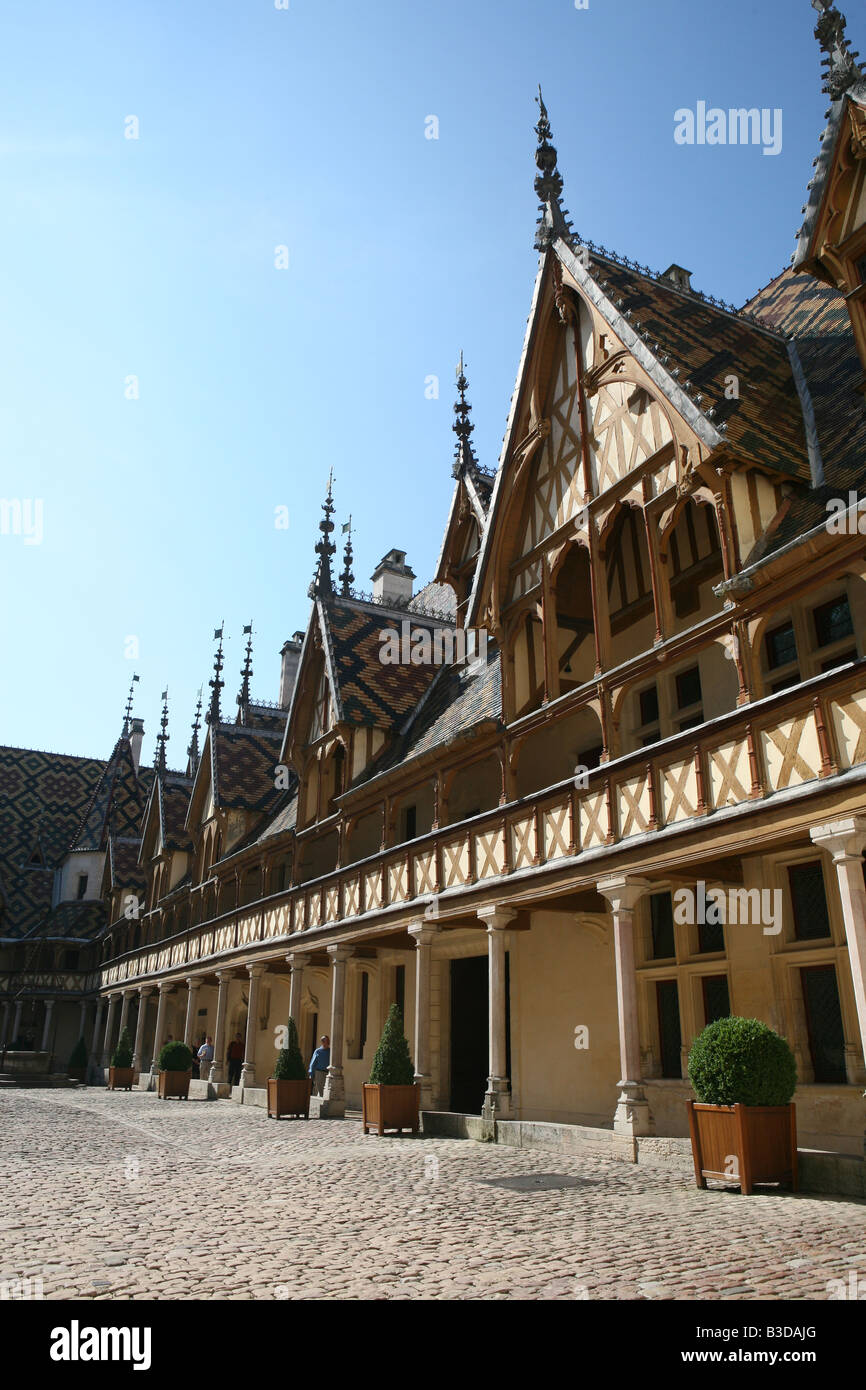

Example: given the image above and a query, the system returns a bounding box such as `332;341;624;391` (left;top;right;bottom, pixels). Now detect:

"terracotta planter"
67;1067;86;1083
686;1100;797;1195
158;1069;191;1100
362;1083;420;1136
267;1077;312;1119
108;1067;135;1091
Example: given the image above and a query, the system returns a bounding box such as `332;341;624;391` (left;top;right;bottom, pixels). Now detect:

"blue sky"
0;0;837;762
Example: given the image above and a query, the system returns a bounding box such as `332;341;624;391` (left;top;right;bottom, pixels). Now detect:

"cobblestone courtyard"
1;1089;865;1301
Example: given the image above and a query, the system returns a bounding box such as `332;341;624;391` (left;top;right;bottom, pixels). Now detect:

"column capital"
184;975;201;989
326;943;354;963
477;906;516;931
157;980;174;994
215;968;235;983
810;817;866;863
137;984;154;998
408;920;441;945
286;951;312;969
246;962;268;979
596;875;653;914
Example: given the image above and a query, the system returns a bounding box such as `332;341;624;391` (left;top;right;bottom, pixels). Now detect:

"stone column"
40;999;55;1052
90;999;105;1058
118;990;132;1040
100;995;119;1067
149;983;171;1076
132;986;153;1073
12;1001;24;1045
0;1001;10;1048
77;998;89;1042
408;922;439;1111
811;817;866;1080
321;945;353;1117
478;907;515;1121
287;951;311;1028
208;971;232;1084
183;977;200;1048
597;875;652;1136
240;964;267;1088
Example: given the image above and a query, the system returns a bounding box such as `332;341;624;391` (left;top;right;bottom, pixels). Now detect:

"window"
656;980;682;1079
649;893;675;959
702;974;730;1024
801;965;846;1083
812;595;854;650
698;917;725;953
76;874;88;900
62;950;80;971
637;684;660;746
404;805;417;841
675;666;702;732
765;622;798;671
788;861;831;941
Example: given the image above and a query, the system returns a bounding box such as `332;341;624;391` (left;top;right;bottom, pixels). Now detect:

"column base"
320;1067;345;1118
415;1074;434;1113
613;1082;652;1137
482;1079;512;1121
208;1064;226;1084
239;1064;256;1088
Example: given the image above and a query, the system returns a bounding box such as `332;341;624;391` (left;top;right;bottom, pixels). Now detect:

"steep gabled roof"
211;723;285;813
70;736;150;851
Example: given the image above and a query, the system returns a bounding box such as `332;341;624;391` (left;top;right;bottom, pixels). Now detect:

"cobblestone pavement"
1;1089;864;1301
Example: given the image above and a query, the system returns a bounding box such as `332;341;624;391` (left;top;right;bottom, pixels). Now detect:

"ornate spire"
534;86;574;251
187;687;202;777
237;623;254;715
154;689;169;774
207;626;225;726
452;351;479;478
122;673;139;736
339;519;354;596
308;471;336;598
812;1;864;99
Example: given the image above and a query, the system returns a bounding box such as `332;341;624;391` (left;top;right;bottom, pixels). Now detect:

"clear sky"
0;0;838;763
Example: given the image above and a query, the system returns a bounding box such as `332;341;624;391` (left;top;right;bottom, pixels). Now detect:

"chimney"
279;632;304;708
660;263;692;292
370;549;415;606
129;717;145;774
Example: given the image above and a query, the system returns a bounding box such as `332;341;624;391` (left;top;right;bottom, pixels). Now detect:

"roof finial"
122;673;140;736
812;1;864;99
207;625;225;726
187;687;202;776
534;86;575;251
237;623;254;715
308;470;336;598
339;518;354;596
155;689;169;774
452;351;479;478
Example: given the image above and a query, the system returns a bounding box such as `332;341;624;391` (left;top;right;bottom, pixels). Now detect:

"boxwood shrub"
688;1016;797;1107
273;1017;306;1081
111;1027;134;1070
369;1004;415;1086
158;1040;193;1073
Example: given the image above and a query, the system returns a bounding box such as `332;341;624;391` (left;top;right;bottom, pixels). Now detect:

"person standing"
227;1032;244;1086
308;1035;330;1096
197;1035;214;1075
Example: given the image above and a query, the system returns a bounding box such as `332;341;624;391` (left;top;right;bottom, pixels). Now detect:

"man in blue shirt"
309;1035;330;1095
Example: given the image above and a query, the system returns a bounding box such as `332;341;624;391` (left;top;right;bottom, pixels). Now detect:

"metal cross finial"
122;673;139;736
238;623;254;712
309;475;337;598
207;626;225;725
452;351;478;477
155;689;169;773
812;0;863;98
339;518;354;596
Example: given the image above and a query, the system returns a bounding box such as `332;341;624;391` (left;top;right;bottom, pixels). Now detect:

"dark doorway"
449;953;510;1113
308;1011;318;1066
801;965;846;1083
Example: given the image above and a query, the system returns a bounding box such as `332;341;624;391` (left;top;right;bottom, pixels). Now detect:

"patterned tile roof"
70;736;150;851
107;835;146;896
591;255;809;479
323;596;446;731
211;724;285;813
31;899;107;942
159;776;193;852
0;745;105;938
241;701;288;736
740;267;866;560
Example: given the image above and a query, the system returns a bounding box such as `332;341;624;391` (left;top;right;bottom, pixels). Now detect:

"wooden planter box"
108;1067;134;1091
158;1069;191;1101
362;1083;420;1136
687;1101;797;1195
267;1077;312;1120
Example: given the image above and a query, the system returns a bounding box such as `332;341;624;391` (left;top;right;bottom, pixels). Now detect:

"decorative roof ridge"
330;586;456;625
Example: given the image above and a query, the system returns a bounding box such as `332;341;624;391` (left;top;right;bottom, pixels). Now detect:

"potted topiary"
362;1004;419;1136
108;1027;135;1091
686;1016;798;1195
67;1037;88;1083
157;1040;193;1100
267;1017;311;1119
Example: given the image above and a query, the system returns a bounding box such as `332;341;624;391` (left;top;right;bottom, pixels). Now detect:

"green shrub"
688;1016;797;1107
68;1037;88;1070
111;1027;134;1070
273;1017;306;1081
369;1004;415;1086
158;1040;193;1073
